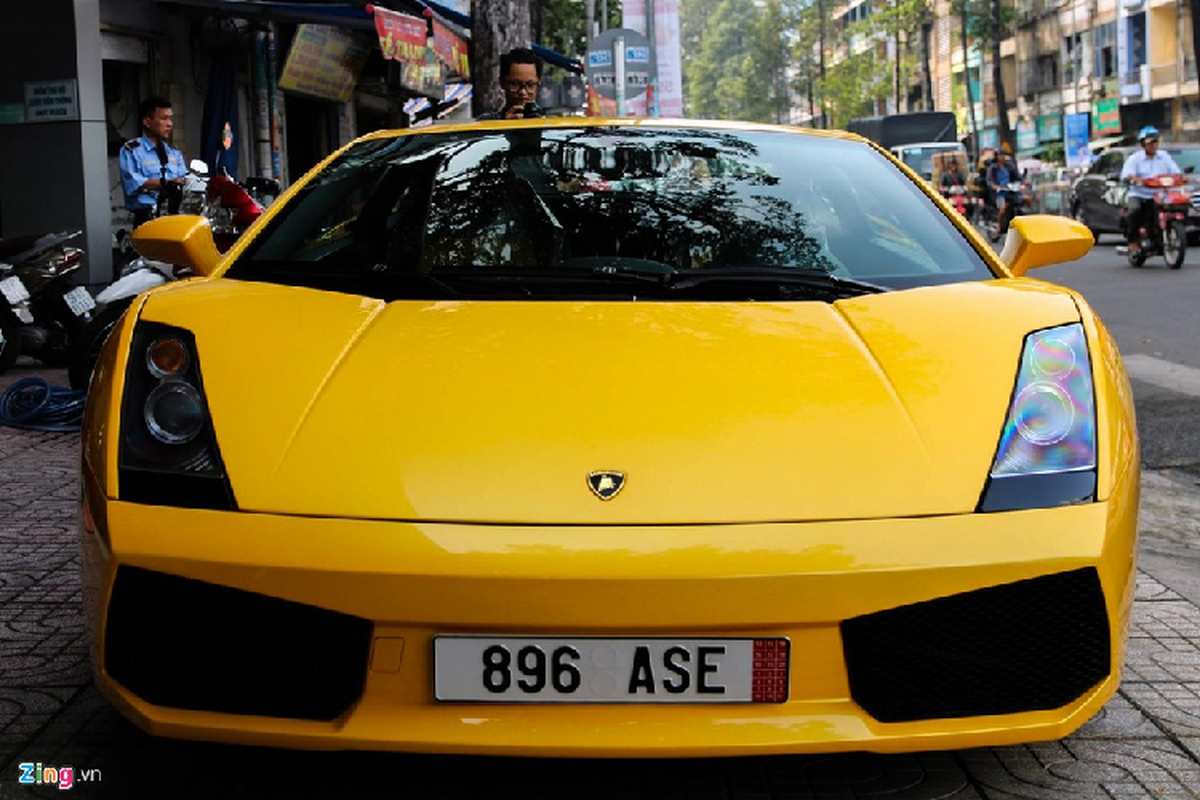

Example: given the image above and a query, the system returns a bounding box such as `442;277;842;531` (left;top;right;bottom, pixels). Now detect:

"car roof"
356;116;866;145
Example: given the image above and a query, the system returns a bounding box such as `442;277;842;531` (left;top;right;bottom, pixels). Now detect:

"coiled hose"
0;377;86;433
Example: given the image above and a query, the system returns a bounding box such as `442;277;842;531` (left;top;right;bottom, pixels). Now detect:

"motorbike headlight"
979;323;1097;512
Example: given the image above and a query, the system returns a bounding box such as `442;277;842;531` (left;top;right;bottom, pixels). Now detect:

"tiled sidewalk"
1;362;1198;799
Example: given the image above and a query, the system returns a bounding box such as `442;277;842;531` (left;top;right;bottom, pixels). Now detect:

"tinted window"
230;126;992;300
1165;147;1200;174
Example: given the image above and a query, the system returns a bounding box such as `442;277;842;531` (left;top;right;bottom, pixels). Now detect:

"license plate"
0;275;29;305
63;286;95;316
433;636;789;703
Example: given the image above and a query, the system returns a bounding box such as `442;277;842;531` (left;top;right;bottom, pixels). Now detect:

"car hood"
136;279;1082;524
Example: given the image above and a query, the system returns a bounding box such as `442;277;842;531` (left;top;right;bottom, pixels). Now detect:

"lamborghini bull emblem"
587;471;626;501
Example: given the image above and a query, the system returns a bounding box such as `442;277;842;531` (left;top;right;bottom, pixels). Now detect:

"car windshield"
898;144;964;178
229;125;992;300
1165;147;1200;175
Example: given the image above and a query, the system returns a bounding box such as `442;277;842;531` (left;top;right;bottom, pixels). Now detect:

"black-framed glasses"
504;80;541;92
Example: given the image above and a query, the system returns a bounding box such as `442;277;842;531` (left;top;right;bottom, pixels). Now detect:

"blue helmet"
1138;125;1160;142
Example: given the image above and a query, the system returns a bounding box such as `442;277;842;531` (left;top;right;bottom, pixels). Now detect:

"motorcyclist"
939;158;965;192
985;143;1018;234
1120;126;1181;256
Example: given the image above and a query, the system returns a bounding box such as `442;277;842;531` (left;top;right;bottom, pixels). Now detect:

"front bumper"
82;491;1137;757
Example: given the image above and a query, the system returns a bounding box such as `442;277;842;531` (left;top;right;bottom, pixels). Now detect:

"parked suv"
1071;143;1200;242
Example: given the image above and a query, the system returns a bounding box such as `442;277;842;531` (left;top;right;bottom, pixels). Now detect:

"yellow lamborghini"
80;118;1138;756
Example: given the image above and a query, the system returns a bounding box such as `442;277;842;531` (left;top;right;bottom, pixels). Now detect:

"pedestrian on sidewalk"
477;48;546;121
119;96;188;227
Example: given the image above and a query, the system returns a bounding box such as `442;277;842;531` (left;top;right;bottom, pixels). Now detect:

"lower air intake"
841;568;1110;723
105;566;371;721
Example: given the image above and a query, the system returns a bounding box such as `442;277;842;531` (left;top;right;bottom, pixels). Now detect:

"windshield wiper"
666;266;887;297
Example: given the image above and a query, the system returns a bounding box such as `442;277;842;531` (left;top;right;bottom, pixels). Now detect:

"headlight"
119;321;235;510
979;323;1097;512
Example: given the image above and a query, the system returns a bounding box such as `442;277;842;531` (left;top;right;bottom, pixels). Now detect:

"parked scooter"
0;231;94;374
68;167;275;390
1123;174;1189;269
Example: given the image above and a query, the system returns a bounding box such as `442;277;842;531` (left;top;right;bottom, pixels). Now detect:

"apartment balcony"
1121;65;1149;101
1150;63;1179;101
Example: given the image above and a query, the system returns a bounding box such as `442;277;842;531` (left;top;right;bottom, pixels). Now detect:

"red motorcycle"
941;184;972;220
1124;173;1189;269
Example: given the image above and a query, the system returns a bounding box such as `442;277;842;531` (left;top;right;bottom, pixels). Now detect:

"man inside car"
1121;126;1181;256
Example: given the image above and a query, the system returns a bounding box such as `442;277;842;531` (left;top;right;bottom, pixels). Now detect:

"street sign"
586;28;651;100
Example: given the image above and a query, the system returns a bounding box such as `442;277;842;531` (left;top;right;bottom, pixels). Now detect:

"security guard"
120;96;188;226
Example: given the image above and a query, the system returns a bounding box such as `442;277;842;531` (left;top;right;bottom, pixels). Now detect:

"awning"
157;0;583;73
155;0;375;30
1017;144;1051;158
1089;134;1130;153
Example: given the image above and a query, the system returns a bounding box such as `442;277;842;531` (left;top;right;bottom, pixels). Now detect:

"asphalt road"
1036;237;1200;610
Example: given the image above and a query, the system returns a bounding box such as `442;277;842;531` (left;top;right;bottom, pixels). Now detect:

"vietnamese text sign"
432;19;469;78
24;80;78;122
1092;97;1121;135
278;25;368;102
373;7;427;65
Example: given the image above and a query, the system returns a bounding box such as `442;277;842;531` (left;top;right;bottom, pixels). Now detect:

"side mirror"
999;215;1094;277
189;159;210;176
130;215;222;277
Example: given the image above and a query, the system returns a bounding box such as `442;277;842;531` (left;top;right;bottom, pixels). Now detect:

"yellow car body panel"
115;278;1083;524
81;470;1136;755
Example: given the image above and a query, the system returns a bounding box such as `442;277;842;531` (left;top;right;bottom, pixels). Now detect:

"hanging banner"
621;0;684;117
372;6;428;65
1064;112;1091;169
586;84;617;116
431;19;470;78
278;24;368;102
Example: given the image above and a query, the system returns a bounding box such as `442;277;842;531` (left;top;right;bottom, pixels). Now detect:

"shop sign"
1017;120;1038;151
372;7;428;65
278;25;369;102
0;102;25;125
1092;97;1121;134
1037;114;1062;142
431;19;469;78
980;128;998;149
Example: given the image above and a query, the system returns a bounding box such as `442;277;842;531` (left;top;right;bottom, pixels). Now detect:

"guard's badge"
587;471;626;501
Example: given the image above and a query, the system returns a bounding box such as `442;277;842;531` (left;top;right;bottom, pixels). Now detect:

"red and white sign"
371;6;428;65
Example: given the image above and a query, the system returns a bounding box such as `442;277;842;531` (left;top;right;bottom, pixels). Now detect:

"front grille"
841;568;1110;723
105;567;372;721
1191;192;1200;212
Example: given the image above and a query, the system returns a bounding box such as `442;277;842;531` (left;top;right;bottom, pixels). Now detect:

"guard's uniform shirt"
119;135;187;211
1120;149;1182;200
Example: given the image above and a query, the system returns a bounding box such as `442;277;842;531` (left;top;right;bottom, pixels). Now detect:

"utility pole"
818;0;826;127
990;0;1014;151
961;9;979;161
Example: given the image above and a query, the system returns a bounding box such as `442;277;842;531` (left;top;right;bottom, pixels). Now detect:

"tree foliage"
684;0;791;122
